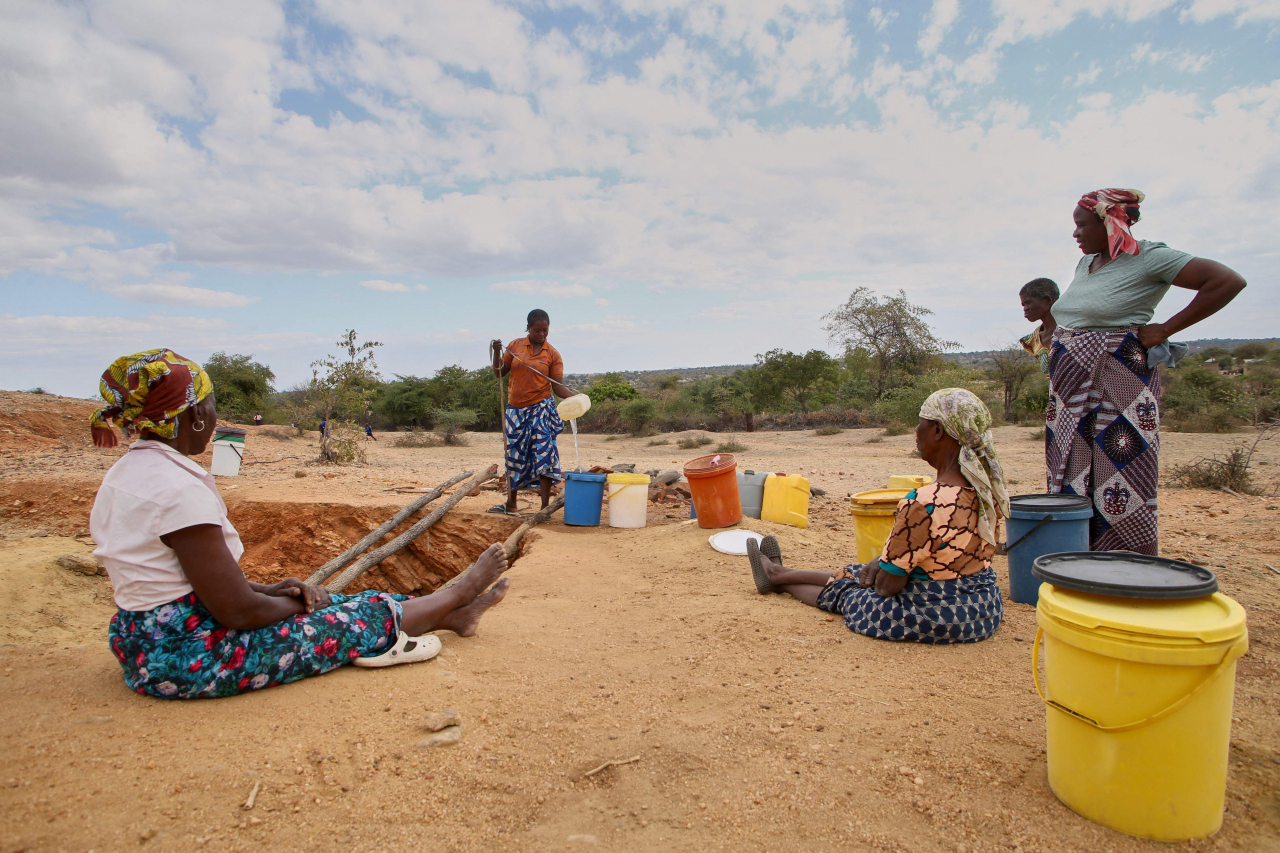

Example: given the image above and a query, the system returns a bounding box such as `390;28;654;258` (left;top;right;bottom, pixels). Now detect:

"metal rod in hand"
325;465;500;593
305;470;473;585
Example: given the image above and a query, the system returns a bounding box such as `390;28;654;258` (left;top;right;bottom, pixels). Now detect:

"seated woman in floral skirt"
748;388;1008;644
89;349;511;699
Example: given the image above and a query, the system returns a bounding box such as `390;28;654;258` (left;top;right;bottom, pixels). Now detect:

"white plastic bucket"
606;473;649;528
211;427;246;477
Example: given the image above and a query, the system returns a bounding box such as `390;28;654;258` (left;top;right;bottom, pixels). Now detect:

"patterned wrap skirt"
1047;326;1160;554
504;397;564;490
108;590;408;699
816;566;1003;644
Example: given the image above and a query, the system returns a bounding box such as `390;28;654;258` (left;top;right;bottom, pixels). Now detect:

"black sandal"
759;535;783;566
747;537;777;595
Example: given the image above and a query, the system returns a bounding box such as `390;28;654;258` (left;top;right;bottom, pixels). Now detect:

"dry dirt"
0;390;1277;853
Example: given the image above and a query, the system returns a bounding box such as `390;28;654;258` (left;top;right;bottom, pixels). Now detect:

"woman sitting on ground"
90;349;511;699
748;388;1008;644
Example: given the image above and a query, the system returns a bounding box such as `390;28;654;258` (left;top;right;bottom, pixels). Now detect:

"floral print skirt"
108;590;408;699
816;566;1003;644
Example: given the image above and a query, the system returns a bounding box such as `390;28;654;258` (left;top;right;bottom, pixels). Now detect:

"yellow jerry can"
761;473;810;529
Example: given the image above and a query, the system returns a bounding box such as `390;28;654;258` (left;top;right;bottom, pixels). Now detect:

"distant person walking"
364;423;376;441
1047;188;1246;554
253;413;263;426
490;309;573;515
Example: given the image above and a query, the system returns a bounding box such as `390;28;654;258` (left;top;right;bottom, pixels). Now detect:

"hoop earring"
192;418;207;432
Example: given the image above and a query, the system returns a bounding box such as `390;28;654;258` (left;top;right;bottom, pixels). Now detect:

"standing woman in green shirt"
1046;188;1246;554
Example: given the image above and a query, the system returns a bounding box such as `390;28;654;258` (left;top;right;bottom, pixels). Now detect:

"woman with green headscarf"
89;349;514;698
746;388;1008;644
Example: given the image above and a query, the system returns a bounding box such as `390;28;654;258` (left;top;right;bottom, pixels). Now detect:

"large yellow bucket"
1034;583;1248;840
848;488;908;564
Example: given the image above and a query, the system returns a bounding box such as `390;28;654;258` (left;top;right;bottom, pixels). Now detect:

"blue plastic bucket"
563;472;607;527
1005;494;1093;605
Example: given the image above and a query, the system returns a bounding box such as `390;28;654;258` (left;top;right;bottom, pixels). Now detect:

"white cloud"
918;0;960;55
101;282;259;307
1131;43;1211;73
490;280;593;297
595;297;609;306
361;280;409;292
1068;62;1103;87
1183;0;1280;23
868;7;897;32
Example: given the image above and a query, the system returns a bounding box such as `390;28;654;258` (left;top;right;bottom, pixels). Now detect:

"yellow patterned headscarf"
918;388;1010;545
91;349;213;448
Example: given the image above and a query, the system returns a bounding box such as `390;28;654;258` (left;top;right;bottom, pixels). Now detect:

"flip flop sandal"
747;537;777;595
760;535;783;566
487;505;522;517
352;632;443;668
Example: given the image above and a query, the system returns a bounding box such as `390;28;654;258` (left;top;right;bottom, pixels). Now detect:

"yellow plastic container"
887;474;933;490
848;488;908;564
761;474;810;529
1034;584;1248;840
605;473;650;529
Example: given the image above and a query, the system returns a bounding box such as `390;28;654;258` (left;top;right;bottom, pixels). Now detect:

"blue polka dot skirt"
816;565;1003;644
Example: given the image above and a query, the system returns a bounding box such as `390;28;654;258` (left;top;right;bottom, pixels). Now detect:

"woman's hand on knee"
263;578;332;613
857;563;879;588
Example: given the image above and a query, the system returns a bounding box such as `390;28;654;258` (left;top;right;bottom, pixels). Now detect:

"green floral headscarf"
918;388;1010;545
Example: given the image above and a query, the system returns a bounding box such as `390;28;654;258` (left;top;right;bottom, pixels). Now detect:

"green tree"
1233;342;1271;361
752;349;840;414
204;352;275;420
823;287;958;398
622;397;657;432
307;330;383;462
988;343;1039;421
588;372;639;401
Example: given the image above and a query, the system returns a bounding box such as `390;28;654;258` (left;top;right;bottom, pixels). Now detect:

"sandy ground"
0;391;1277;852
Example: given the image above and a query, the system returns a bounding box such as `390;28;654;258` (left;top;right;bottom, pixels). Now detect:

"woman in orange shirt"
490;309;574;515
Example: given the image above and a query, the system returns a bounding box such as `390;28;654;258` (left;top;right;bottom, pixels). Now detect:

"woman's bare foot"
450;544;509;601
439;578;510;637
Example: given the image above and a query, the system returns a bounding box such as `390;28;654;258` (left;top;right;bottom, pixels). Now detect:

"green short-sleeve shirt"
1053;240;1194;330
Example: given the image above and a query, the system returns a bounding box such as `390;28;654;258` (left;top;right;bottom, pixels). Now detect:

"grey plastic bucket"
1004;494;1093;606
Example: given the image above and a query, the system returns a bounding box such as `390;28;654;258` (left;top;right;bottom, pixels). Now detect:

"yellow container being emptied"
761;474;810;529
1034;576;1248;841
848;488;908;564
887;473;933;491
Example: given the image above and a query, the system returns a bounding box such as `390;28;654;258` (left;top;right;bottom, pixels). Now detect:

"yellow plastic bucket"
887;474;932;490
848;488;908;564
1034;583;1248;840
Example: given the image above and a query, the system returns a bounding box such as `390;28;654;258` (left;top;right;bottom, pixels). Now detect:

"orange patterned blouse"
877;482;995;581
503;338;564;409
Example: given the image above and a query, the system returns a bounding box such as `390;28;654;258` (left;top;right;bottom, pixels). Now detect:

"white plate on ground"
708;529;764;556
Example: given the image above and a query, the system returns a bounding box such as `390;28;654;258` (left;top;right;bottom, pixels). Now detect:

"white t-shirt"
90;440;245;611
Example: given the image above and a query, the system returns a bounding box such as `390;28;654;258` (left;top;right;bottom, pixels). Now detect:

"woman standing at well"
490;309;573;515
1048;189;1246;553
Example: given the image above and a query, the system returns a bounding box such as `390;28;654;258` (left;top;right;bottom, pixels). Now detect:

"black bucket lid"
1032;552;1218;600
1010;493;1092;513
214;426;247;436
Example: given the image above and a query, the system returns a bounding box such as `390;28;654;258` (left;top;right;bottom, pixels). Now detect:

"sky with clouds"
2;0;1277;397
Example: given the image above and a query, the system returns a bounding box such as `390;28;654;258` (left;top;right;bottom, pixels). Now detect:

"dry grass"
716;440;748;453
1168;447;1257;494
646;437;671;446
814;426;843;436
677;435;715;450
392;428;442;448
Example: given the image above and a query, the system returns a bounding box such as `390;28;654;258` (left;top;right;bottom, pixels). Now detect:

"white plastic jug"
557;394;592;421
606;472;649;528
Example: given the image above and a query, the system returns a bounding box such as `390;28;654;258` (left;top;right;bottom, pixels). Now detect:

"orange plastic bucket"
684;453;743;529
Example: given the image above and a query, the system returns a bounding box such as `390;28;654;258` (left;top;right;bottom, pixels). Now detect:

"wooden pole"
305;470;473;586
437;495;564;593
325;465;499;593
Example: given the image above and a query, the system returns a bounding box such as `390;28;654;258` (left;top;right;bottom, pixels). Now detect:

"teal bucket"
1004;494;1093;606
563;472;607;527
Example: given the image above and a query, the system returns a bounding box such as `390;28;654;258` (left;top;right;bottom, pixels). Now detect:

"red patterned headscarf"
1078;188;1145;259
90;349;213;448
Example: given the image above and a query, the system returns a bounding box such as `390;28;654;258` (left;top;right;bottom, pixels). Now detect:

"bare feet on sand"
440;578;510;637
451;544;509;600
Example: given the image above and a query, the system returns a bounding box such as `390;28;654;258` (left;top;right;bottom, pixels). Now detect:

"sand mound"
0;536;116;645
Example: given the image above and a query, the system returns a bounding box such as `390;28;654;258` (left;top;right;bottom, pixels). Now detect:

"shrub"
1168;447;1257;494
325;422;368;464
865;435;883;444
1029;428;1045;441
647;437;671;446
882;424;909;437
677;435;714;450
260;427;296;441
716;441;748;453
25;387;48;395
431;408;477;446
622;397;658;433
393;428;441;448
814;425;843;436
